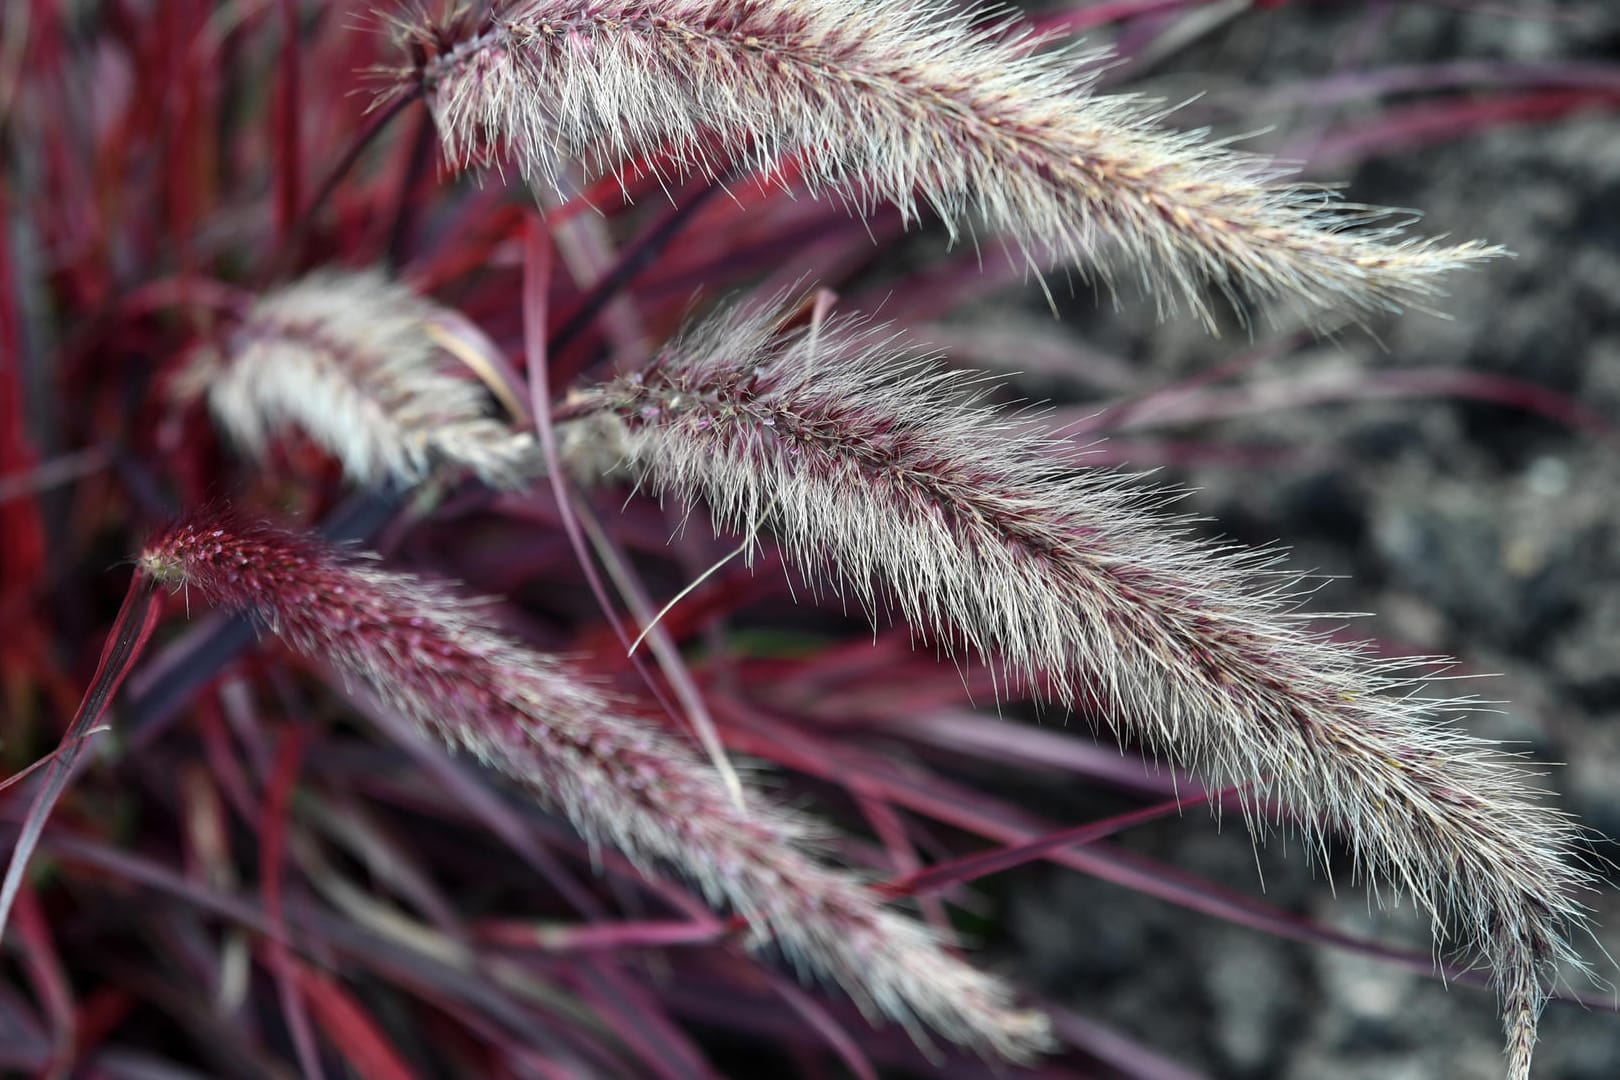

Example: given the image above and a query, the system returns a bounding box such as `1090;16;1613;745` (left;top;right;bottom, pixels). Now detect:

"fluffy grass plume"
402;1;1500;323
137;512;1052;1061
560;299;1592;1080
191;271;535;489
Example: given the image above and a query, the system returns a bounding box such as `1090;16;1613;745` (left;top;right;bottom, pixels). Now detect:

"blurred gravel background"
974;2;1620;1076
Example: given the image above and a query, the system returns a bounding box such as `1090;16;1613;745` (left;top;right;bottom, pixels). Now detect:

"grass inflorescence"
2;2;1615;1078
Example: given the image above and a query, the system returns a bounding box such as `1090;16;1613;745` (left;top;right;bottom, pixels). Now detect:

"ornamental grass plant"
2;2;1618;1077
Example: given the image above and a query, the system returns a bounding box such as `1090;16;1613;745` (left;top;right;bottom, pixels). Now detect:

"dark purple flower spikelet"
139;512;1051;1060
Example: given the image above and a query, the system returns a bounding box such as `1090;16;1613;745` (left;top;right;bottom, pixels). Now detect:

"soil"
968;3;1620;1077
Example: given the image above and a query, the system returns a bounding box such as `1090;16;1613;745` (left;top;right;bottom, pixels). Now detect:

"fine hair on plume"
400;0;1500;325
192;264;1597;1075
6;2;1606;1078
558;294;1593;1078
185;271;537;490
136;512;1052;1059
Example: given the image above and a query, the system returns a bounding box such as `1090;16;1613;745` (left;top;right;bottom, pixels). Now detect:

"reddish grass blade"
10;882;74;1072
289;961;417;1080
0;980;48;1073
879;710;1193;799
763;974;881;1080
0;177;47;686
1051;366;1620;449
27;829;624;1064
276;90;422;277
710;696;1615;1009
260;727;323;1080
1305;88;1620;170
1031;0;1234;34
1045;1006;1207;1080
272;0;302;241
0;574;160;940
568;962;723;1080
880;788;1225;900
523;217;616;634
349;693;604;918
547;181;727;383
522;214;744;803
71;985;137;1066
7;3;1613;1074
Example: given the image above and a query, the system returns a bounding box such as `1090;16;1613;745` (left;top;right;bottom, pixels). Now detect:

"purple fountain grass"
396;0;1501;324
7;0;1615;1075
186;271;536;489
558;298;1592;1080
136;512;1052;1061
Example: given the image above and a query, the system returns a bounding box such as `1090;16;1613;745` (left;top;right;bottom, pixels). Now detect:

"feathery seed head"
140;511;1052;1061
188;271;538;490
410;1;1502;325
564;296;1592;1080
